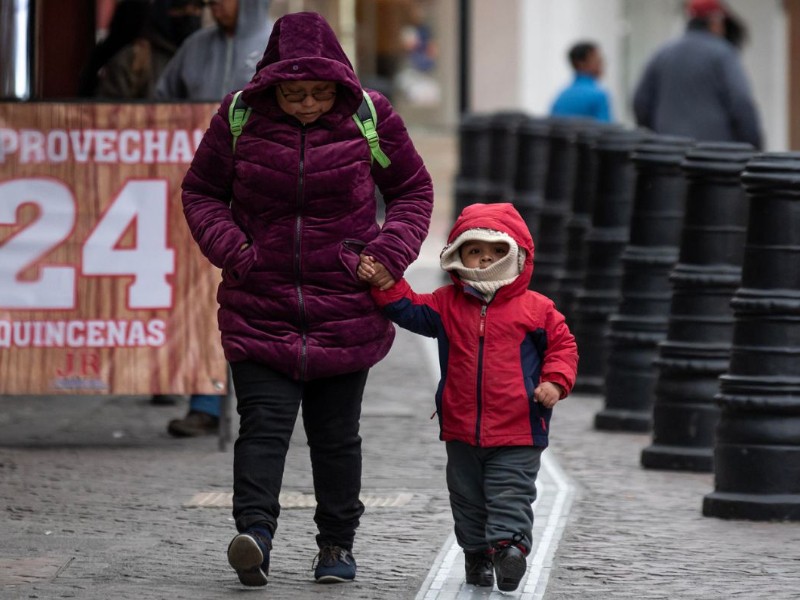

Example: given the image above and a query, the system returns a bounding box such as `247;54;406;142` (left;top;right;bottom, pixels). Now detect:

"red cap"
686;0;727;18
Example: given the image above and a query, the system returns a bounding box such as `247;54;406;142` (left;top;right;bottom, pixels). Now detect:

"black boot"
464;550;494;587
493;543;527;592
167;410;219;437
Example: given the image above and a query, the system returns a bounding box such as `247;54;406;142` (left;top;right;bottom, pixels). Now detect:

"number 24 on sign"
0;178;175;310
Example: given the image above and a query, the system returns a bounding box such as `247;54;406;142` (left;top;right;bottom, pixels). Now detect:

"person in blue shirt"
550;41;612;122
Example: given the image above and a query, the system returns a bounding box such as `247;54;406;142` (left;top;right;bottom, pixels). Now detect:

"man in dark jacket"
632;0;762;149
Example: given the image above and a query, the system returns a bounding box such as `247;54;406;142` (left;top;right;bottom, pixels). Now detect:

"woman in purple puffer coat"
181;11;433;587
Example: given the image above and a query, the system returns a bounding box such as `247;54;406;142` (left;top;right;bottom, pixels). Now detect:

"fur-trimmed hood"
442;203;535;297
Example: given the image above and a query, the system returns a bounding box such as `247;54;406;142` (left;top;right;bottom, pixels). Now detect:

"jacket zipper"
295;126;308;378
475;303;487;445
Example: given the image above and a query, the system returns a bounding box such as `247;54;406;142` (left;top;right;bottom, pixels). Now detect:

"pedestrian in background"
360;202;578;592
550;40;612;122
156;0;273;437
79;0;149;97
155;0;271;101
181;11;433;586
96;0;202;99
632;0;762;148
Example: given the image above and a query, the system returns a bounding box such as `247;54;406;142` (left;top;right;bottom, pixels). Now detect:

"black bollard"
529;118;585;300
571;128;647;394
486;111;529;204
557;124;616;321
641;143;755;471
453;113;493;221
512;116;550;239
703;153;800;520
595;135;694;432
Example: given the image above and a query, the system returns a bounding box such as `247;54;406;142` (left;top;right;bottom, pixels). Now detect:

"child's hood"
241;11;363;121
445;202;535;292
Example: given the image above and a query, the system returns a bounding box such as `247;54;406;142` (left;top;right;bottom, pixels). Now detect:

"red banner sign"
0;102;227;395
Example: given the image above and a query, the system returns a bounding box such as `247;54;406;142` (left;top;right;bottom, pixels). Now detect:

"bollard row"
452;112;800;521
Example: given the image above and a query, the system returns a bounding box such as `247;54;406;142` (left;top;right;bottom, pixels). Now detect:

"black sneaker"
313;545;356;583
150;394;185;405
166;410;219;437
227;527;272;587
493;544;527;592
465;550;494;587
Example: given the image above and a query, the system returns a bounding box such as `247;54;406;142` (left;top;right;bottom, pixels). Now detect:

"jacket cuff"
370;278;410;306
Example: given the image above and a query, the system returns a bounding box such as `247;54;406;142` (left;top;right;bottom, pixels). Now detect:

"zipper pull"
479;304;487;337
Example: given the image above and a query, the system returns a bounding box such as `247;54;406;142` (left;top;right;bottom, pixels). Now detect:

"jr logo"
55;351;101;377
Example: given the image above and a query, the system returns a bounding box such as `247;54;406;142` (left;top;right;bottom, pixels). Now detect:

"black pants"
446;441;543;554
230;360;368;550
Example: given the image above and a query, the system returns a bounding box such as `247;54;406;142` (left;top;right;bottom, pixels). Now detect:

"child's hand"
358;255;396;290
534;382;564;409
357;255;376;281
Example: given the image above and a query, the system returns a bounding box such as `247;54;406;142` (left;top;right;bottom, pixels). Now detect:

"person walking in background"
182;11;433;586
550;40;612;122
77;0;150;97
155;0;271;101
632;0;762;149
156;0;272;437
360;203;578;592
78;0;202;99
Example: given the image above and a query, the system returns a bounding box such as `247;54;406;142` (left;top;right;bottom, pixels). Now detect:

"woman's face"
276;81;337;125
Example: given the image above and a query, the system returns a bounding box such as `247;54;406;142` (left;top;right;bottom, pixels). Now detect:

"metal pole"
458;0;469;114
0;0;34;100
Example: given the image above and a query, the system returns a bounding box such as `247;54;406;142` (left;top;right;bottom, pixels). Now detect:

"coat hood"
242;11;363;120
444;203;535;295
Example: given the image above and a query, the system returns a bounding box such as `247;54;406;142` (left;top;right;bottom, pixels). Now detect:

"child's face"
459;240;509;269
276;80;337;125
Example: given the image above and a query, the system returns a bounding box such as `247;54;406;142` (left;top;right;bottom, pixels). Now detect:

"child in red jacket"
359;202;578;592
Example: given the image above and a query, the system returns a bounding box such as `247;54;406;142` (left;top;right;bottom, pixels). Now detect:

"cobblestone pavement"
3;130;800;599
3;263;800;600
0;312;452;600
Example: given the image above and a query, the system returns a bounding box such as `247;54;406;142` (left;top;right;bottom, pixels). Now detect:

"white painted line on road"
184;491;414;509
414;335;576;600
523;452;575;600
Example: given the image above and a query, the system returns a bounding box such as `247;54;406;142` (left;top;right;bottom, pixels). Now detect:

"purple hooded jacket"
182;12;433;380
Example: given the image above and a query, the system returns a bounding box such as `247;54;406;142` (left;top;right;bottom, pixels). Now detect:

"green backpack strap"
228;90;252;152
228;88;390;168
352;90;391;168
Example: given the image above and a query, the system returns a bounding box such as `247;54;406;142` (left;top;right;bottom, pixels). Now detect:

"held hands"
533;382;565;409
357;254;396;291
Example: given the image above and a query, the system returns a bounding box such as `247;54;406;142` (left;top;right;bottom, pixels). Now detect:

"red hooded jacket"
372;203;578;447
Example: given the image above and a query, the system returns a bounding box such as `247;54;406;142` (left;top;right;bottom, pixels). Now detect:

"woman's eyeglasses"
278;86;337;103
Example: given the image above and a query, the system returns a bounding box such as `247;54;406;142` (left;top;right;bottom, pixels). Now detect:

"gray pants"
445;441;543;554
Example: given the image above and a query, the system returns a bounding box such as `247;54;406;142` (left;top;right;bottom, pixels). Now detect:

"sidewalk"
2;130;800;599
3;265;800;600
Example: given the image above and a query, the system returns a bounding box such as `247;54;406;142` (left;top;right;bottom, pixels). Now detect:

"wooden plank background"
0;102;228;395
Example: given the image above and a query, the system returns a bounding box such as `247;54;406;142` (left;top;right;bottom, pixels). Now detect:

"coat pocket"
222;243;257;287
339;239;368;283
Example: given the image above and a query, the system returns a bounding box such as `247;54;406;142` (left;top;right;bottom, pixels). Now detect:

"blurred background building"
1;0;798;149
